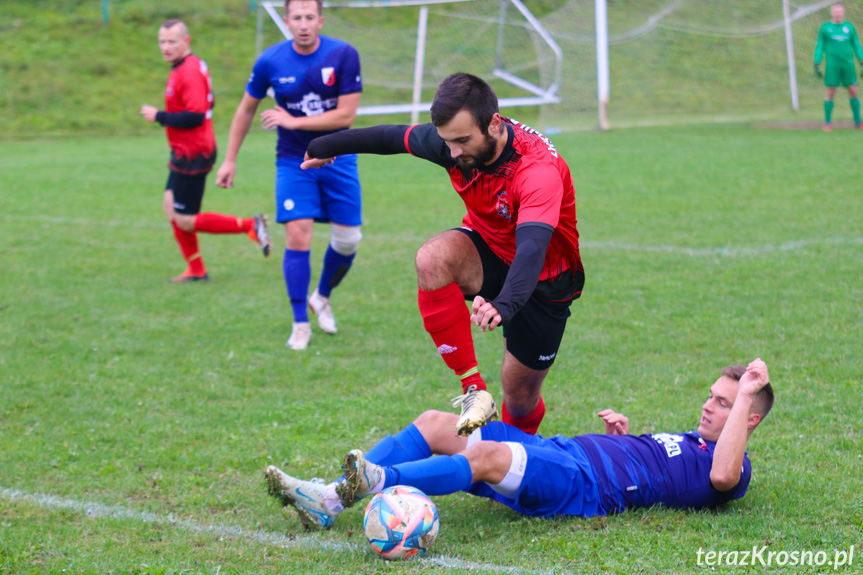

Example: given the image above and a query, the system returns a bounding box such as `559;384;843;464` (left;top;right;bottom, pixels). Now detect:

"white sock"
370;471;386;495
324;483;345;514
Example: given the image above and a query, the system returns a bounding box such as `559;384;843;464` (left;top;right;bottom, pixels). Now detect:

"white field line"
0;486;578;575
3;213;861;257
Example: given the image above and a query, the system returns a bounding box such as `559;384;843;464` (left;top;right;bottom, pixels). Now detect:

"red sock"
171;221;206;276
194;213;253;234
418;282;486;393
501;397;545;435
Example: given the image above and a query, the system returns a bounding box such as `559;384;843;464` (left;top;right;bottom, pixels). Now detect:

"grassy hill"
0;0;844;139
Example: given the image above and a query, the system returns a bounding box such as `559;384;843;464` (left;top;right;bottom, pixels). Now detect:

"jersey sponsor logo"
651;433;685;458
285;92;338;117
495;190;512;220
437;344;458;354
278;76;297;84
321;67;336;86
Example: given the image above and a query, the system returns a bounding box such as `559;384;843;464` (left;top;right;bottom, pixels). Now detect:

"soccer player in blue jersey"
215;0;363;350
265;358;773;530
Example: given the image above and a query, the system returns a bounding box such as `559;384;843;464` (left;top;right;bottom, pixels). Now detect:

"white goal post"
256;0;563;124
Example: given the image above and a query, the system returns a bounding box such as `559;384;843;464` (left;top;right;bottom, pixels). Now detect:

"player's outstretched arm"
216;92;262;188
304;124;412;166
709;358;769;492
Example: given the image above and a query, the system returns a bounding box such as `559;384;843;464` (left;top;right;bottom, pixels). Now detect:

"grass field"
1;123;862;574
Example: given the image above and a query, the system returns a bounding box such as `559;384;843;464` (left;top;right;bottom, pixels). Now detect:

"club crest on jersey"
495;190;512;220
321;67;336;86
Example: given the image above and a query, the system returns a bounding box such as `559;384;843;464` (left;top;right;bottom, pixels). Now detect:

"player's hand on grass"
814;63;823;78
301;151;335;170
215;162;236;188
470;296;502;332
261;105;298;130
140;105;159;122
738;358;769;398
598;409;629;435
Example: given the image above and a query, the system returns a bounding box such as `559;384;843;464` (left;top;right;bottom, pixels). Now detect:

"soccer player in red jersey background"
141;19;270;283
303;73;584;437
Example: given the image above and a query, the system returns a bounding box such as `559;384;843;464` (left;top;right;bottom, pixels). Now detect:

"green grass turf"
1;123;862;574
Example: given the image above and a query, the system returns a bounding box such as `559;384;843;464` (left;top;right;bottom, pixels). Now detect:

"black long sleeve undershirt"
492;223;554;325
307;124;411;158
156;110;206;129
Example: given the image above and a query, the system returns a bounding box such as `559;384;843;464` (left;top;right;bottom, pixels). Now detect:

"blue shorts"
467;422;603;518
275;154;362;225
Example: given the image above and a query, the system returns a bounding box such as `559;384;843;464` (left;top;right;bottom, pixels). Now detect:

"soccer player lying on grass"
302;72;585;438
265;359;773;530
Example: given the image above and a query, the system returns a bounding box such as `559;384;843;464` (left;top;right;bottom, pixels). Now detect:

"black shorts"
455;228;583;371
166;170;209;215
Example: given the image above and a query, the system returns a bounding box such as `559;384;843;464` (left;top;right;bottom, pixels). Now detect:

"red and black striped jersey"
164;54;216;174
404;118;581;282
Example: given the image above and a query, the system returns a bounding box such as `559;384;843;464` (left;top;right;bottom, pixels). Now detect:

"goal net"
257;0;562;123
535;0;850;130
257;0;857;130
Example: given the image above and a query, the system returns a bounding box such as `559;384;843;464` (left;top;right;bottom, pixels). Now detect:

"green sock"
825;100;835;124
851;98;861;124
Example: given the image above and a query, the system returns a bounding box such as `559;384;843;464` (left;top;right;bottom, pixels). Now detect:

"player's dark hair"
721;365;775;421
430;73;499;134
285;0;323;15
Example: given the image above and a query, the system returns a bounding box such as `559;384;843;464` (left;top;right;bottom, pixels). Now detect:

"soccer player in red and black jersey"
303;73;584;436
141;19;270;283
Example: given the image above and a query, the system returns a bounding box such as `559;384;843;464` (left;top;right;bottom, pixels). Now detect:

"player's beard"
455;131;498;170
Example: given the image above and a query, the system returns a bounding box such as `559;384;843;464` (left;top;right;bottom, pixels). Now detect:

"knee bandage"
488;442;528;500
330;225;362;256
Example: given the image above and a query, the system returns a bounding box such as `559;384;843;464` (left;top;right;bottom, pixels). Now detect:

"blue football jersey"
573;431;751;514
247;35;362;158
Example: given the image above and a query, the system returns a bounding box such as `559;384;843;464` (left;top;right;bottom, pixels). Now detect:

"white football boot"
308;289;338;334
265;465;341;530
451;385;499;436
338;449;384;508
286;322;312;351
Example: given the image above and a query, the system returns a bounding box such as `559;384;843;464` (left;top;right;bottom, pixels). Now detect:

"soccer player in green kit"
814;4;863;131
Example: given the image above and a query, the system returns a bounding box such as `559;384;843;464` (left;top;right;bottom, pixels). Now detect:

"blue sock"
317;245;355;298
283;249;310;323
365;424;432;467
384;454;473;496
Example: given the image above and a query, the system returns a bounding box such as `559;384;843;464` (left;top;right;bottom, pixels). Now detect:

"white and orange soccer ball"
363;485;440;560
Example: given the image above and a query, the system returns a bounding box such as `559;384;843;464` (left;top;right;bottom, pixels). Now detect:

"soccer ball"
363;485;440;560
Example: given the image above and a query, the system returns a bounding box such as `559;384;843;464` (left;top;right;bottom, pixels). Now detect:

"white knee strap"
488;442;528;501
330;225;362;256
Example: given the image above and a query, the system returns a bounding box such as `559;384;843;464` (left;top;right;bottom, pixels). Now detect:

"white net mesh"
257;0;560;118
257;0;861;130
537;0;858;129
